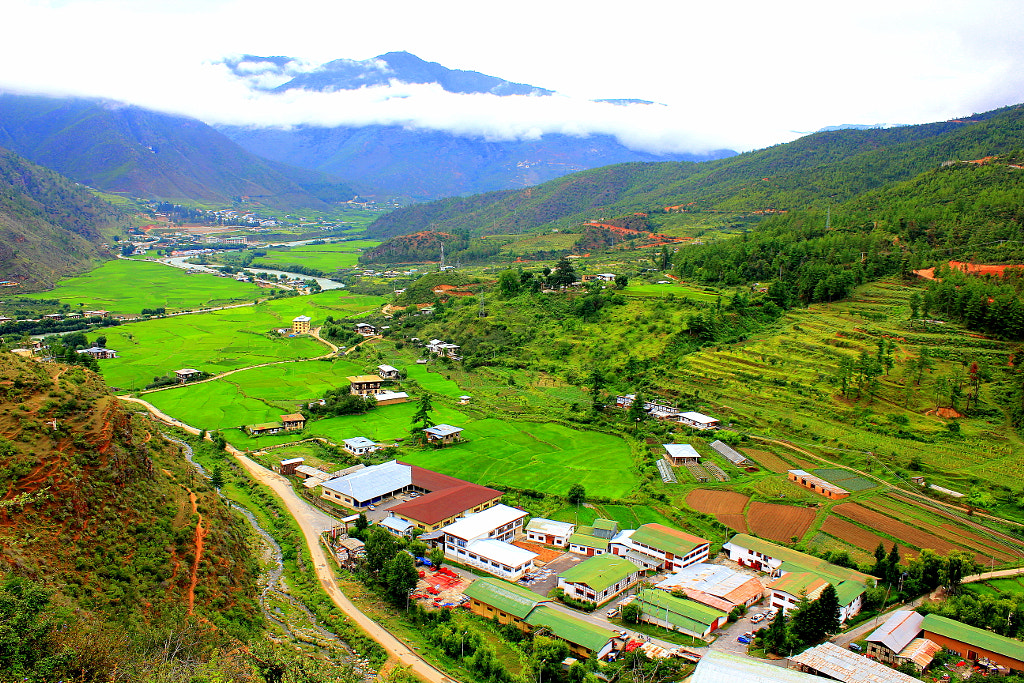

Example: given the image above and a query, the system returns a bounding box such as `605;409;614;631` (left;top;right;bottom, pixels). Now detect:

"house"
442;504;534;580
582;273;616;283
691;650;825;683
526;518;576;547
76;347;117;359
281;413;305;431
463;576;551;629
791;642;920;683
663;443;700;466
710;440;749;466
922;613;1024;672
723;534;872;623
423;424;463;444
374;390;409;406
347;375;384;396
678;411;720;430
609;523;710;571
280;458;304;475
174;368;202;383
426;339;462;359
354;322;378;336
246;422;283;436
655;563;765;610
568;518;618;556
634;588;728;639
343;437;381;456
766;572;830;615
557;554;645;605
866;610;941;672
378;516;415;537
787;470;850;499
377;364;401;380
292;315;311;334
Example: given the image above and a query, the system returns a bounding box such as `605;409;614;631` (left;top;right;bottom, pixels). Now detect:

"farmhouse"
557;554;645;605
76;346;118;359
655;563;765;610
678;411;719;430
342;437;381;456
377;364;401;380
295;464;341;488
279;458;304;475
374;390;409;406
426;338;462;359
609;523;710;571
292;315;311;334
280;413;305;431
787;470;850;499
442;504;534;580
174;368;202;383
354;322;377;336
663;443;700;466
347;375;384;396
922;613;1024;672
866;610;941;672
423;424;463;444
568;518;618;556
245;421;283;436
526;518;576;547
634;588;728;639
792;642;920;683
710;440;750;466
387;466;503;532
614;394;679;418
582;273;616;282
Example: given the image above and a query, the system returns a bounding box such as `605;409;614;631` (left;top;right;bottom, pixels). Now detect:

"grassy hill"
0;147;124;289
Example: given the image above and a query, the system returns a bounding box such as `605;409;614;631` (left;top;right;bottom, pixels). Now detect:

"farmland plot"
685;490;749;532
820;516;918;559
741;448;793;473
833;502;989;563
746;502;815;543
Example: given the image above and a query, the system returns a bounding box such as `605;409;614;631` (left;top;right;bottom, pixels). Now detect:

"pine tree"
816;584;841;636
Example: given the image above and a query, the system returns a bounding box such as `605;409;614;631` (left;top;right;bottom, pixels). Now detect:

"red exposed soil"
185;489;206;615
832;502;987;563
686;489;749;515
747;502;816;543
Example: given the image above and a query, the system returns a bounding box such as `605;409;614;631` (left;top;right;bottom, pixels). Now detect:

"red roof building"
387;464;503;532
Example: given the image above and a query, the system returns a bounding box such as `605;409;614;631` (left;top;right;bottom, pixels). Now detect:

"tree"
614;274;629;289
549;257;577;288
410;392;436;435
95;335;107;348
942;550;979;594
886;543;902;585
355;512;369;532
760;608;788;654
567;484;586;506
873;541;888;578
383;552;419;604
659;245;671;270
621;602;641;624
210;465;224;490
816;584;841;636
627;391;647;423
496;269;522;298
908;291;921;318
364;528;401;574
428;547;445;570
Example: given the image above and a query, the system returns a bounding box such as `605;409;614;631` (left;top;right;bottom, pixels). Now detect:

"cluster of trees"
43;332;100;371
921;268;1024;340
306;387;375;417
757;584;841;655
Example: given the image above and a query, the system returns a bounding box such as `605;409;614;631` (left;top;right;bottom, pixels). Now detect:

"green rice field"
621;281;718;302
251;241;380;272
22;259;264;313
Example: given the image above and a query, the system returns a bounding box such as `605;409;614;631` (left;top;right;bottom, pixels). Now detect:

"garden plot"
820;516;917;559
741;448;793;473
812;469;875;492
685;490;749;533
746;502;816;543
832;502;989;562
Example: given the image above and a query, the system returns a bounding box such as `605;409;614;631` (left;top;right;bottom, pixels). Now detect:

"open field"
251;241;380;272
807;532;874;565
22;259;263;313
965;577;1024;598
621;281;718;302
746;501;816;543
685;489;750;532
833;502;991;562
819;515;916;558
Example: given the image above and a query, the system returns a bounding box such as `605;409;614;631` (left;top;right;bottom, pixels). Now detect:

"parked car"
607;607;620;618
751;612;766;624
849;643;862;652
737;634;752;644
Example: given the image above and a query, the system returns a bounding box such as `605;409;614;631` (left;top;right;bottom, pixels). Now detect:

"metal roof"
791;642;919;683
462;577;544;619
343;437;377;449
524;606;617;653
663;443;700;459
922;613;1024;663
321;460;411;503
374;391;409;401
567;532;609;550
424;423;463;437
680;411;717;423
526;518;575;536
293;315;311;322
636;588;726;629
443;504;527;541
466;538;536;567
377;364;399;373
788;470;850;495
656;563;764;604
629;523;708;557
898;638;941;669
691;650;824;683
379;517;414;533
710;440;748;464
559;554;641;593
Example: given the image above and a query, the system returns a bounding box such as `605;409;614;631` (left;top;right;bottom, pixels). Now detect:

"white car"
750;612;766;624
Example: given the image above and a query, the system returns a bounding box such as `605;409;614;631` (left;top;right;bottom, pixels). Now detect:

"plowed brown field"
833;502;987;563
686;490;750;532
747;502;815;543
820;516;918;559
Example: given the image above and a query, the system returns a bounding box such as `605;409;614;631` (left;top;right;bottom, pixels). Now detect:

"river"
158;256;346;291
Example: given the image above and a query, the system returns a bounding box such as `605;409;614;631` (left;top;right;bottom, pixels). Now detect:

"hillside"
365;104;1024;239
0;353;260;673
0;93;356;210
0;147;122;289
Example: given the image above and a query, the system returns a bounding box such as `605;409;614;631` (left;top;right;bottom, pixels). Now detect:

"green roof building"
922;613;1024;671
525;605;619;658
635;588;728;638
463;576;546;621
558;554;644;605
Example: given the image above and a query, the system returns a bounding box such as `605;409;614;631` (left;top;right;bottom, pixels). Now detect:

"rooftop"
922;613;1024;663
767;572;829;600
378;364;399;373
710;440;748;464
280;413;305;422
526;518;576;536
466;538;536;567
567;531;609;551
656;563;764;605
321;460;411;503
791;641;919;683
664;443;700;459
293;315;311;322
390;482;502;526
690;650;824;683
524;605;617;653
559;554;640;593
636;588;727;631
726;534;874;585
343;437;377;449
463;576;545;619
347;374;384;383
374;391;409;401
789;470;850;495
424;424;463;437
680;411;717;423
630;523;708;557
443;504;527;541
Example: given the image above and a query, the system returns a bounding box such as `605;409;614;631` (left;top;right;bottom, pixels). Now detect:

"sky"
4;0;1024;154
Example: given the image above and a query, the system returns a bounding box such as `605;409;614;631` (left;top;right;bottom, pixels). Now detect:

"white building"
525;518;576;547
609;523;710;572
342;437;381;456
442;504;535;580
677;411;720;430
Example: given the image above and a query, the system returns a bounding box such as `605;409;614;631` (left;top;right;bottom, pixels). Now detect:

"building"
246;421;283;436
342;437;381;456
384;465;503;532
568;519;618;556
787;470;850;499
423;424;463;444
663;444;700;466
292;315;311;334
710;440;750;466
426;339;462;359
374;390;409;406
347;375;384;396
678;411;719;430
766;572;829;615
922;613;1024;672
526;518;576;547
463;576;550;629
377;364;401;380
174;368;202;383
724;534;872;623
634;588;728;639
557;554;645;605
524;605;619;659
609;523;710;571
691;650;825;683
280;413;305;431
655;562;765;610
76;346;118;359
442;504;534;580
378;516;415;537
280;458;304;476
791;642;920;683
866;610;941;672
321;460;413;508
354;322;378;336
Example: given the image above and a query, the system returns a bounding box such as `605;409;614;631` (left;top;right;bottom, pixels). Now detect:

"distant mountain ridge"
217;51;735;200
0;93;356;210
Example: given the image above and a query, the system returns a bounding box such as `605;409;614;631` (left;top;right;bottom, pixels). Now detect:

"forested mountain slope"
0;147;122;289
366;104;1024;239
